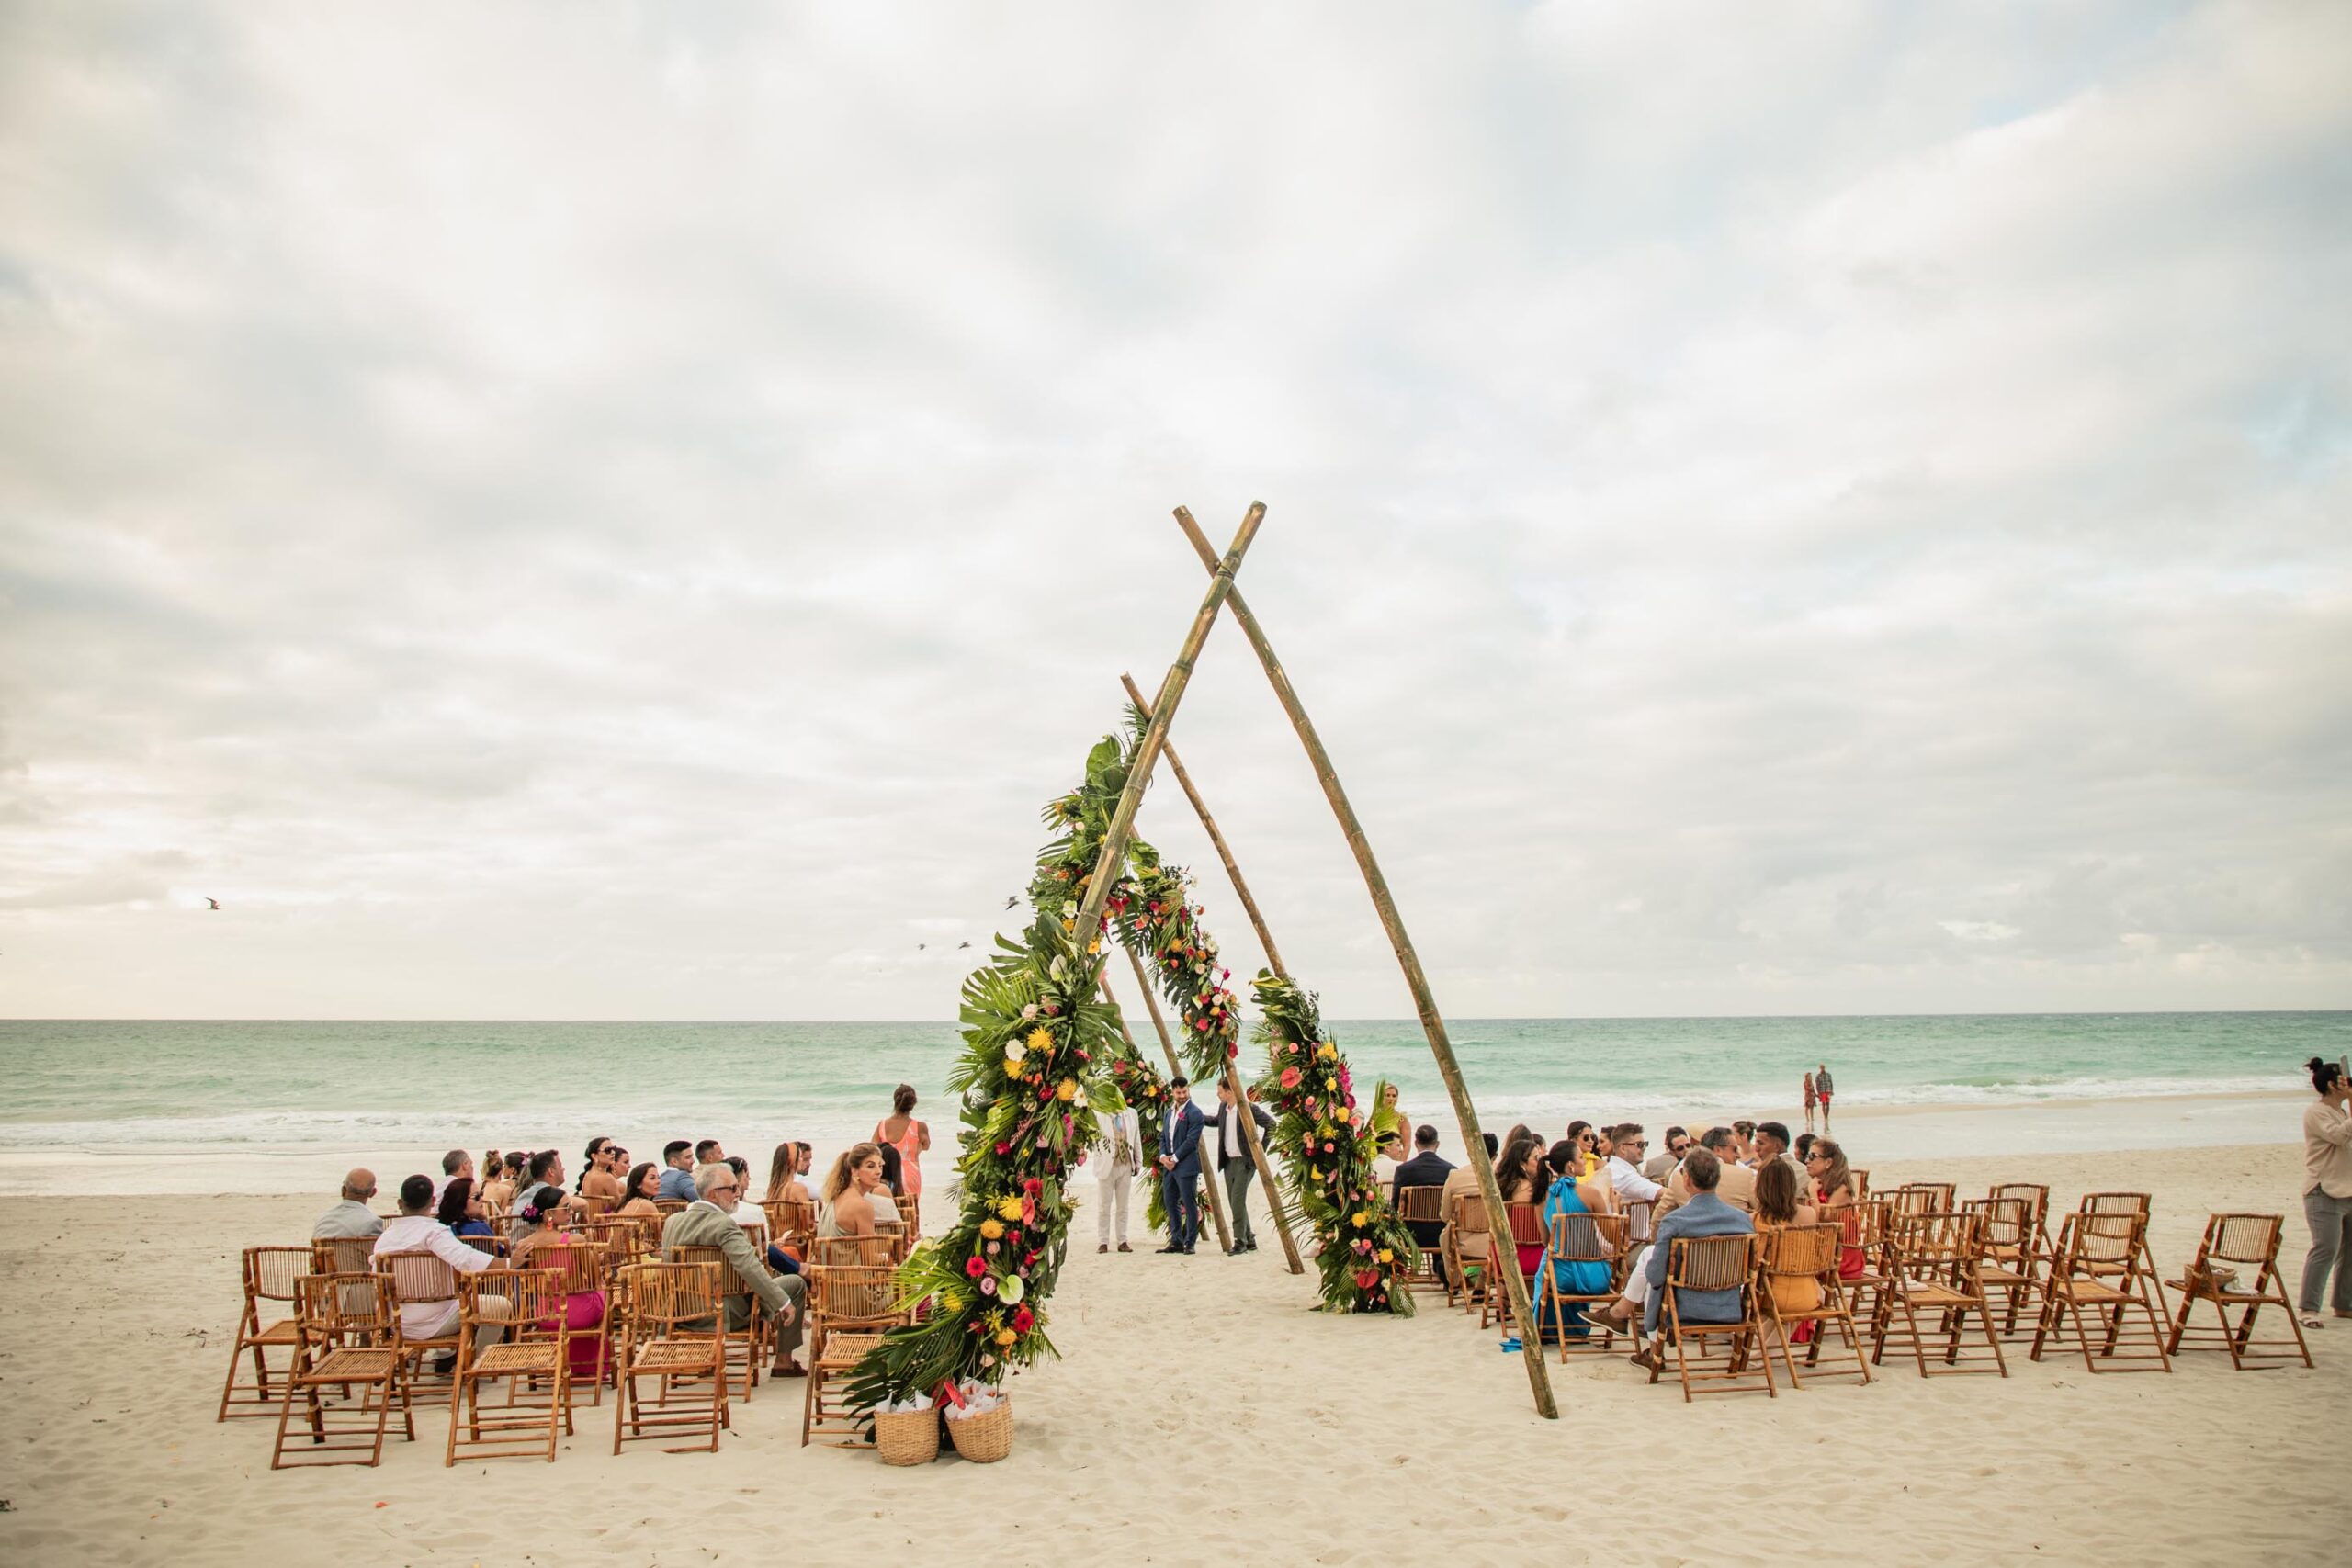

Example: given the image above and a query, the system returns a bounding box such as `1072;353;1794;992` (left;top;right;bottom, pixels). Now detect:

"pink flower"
1281;1066;1303;1089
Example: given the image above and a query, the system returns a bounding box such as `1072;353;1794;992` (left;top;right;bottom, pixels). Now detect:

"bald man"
313;1168;384;1240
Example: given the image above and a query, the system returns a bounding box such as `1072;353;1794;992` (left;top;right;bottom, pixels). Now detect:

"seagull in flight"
958;941;971;949
1003;896;1019;909
917;942;926;951
206;898;220;910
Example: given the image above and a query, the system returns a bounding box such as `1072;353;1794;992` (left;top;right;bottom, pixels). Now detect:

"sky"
2;0;2347;1021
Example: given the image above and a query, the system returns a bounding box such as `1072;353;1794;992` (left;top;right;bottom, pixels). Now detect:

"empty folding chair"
2030;1212;2172;1374
1872;1210;2007;1378
217;1246;311;1421
2165;1213;2312;1370
270;1272;414;1469
612;1261;729;1454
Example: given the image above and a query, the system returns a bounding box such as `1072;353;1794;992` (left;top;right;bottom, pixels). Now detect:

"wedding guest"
1631;1148;1753;1365
1804;1138;1864;1280
1815;1063;1836;1130
657;1141;698;1202
817;1143;900;1240
441;1148;475;1196
1651;1126;1758;1224
1495;1134;1551;1281
662;1163;807;1377
1155;1077;1206;1256
436;1176;493;1238
694;1138;725;1166
373;1174;508;1371
1602;1122;1664;1240
1564;1121;1601;1179
577;1136;625;1205
481;1152;524;1213
616;1162;662;1218
2300;1055;2352;1330
1804;1069;1818;1134
313;1169;383;1240
511;1183;607;1380
1214;1078;1276;1254
1375;1084;1408;1168
1753;1121;1808;1199
1390;1123;1455;1279
876;1142;907;1200
1732;1121;1758;1164
1438;1133;1498;1290
1539;1139;1614;1337
875;1084;931;1203
1092;1098;1143;1254
1644;1128;1690;1183
1753;1157;1822;1338
764;1142;799;1203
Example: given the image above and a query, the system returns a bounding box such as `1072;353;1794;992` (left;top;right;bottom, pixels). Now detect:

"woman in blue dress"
1537;1139;1618;1339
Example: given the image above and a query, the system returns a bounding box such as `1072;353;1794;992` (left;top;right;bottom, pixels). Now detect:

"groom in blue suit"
1157;1077;1205;1254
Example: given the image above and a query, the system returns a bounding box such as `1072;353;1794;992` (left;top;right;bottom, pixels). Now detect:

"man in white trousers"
1094;1100;1142;1253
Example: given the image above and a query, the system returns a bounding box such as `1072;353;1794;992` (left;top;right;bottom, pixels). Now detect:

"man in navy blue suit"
1156;1077;1205;1254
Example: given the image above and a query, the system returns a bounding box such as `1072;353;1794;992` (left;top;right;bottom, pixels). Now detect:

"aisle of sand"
0;1142;2336;1566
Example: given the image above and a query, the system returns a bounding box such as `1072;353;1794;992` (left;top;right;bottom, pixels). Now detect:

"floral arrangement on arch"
1251;971;1419;1314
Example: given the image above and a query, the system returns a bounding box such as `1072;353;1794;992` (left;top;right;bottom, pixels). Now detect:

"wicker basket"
944;1394;1012;1463
873;1407;940;1467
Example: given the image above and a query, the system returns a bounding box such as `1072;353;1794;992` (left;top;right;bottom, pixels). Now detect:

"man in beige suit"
1647;1126;1758;1226
662;1163;808;1376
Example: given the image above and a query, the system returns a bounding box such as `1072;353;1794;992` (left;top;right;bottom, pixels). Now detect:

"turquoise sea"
0;1012;2340;1194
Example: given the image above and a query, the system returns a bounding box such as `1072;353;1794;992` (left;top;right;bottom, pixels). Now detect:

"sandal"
2301;1314;2324;1330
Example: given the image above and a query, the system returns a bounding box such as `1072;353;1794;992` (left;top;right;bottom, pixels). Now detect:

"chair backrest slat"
1668;1232;1757;1292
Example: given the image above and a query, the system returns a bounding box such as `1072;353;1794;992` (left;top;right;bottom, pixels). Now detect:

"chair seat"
2052;1280;2130;1304
630;1340;720;1372
247;1321;300;1346
1901;1284;1974;1308
1980;1267;2030;1288
2170;1281;2267;1304
471;1342;560;1375
306;1348;400;1381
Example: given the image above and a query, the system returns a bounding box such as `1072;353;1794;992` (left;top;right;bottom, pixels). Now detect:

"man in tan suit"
1648;1126;1758;1226
662;1163;808;1376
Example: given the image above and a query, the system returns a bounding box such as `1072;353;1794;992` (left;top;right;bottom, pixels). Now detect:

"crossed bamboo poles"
1072;502;1557;1420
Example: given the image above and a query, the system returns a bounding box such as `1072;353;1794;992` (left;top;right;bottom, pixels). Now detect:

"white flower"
999;1275;1026;1304
1061;899;1078;918
1021;1003;1038;1021
1005;1043;1026;1066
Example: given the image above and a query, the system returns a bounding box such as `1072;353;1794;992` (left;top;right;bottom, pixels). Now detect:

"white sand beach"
0;1139;2336;1568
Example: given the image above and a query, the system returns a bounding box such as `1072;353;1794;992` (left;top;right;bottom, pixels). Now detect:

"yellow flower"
995;1327;1018;1347
1351;1211;1369;1229
1377;1248;1394;1264
1062;918;1076;932
1056;1078;1079;1102
1088;938;1102;954
1317;1042;1338;1060
997;1197;1025;1222
1027;1027;1054;1053
979;1218;1005;1240
1334;1107;1352;1126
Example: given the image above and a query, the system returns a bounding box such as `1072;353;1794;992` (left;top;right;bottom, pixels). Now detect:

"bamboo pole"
1170;505;1557;1420
1119;950;1232;1254
1059;502;1263;1252
1119;671;1306;1275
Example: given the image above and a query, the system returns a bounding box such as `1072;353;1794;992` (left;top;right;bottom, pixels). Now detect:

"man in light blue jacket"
1641;1146;1754;1337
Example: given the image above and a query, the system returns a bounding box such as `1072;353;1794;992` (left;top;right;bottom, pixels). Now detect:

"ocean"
0;1011;2340;1194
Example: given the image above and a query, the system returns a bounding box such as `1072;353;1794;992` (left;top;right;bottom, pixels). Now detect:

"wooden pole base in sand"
1171;505;1558;1420
1119;670;1306;1276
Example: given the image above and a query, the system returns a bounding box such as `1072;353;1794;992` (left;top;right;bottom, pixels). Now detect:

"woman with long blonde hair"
818;1142;899;1240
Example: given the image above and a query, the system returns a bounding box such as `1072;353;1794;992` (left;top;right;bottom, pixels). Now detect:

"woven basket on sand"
873;1407;940;1466
945;1395;1012;1463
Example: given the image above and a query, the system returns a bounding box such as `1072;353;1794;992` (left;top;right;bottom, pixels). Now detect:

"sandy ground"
0;1142;2337;1567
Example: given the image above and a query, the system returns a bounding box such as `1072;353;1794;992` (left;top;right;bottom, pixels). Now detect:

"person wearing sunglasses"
662;1161;808;1377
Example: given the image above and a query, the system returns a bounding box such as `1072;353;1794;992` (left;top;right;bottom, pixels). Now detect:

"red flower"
1012;1305;1035;1333
1354;1269;1379;1291
1227;1043;1239;1059
965;1257;987;1279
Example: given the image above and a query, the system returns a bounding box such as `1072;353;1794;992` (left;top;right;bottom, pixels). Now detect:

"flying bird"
917;942;926;951
206;898;220;910
958;941;971;950
1003;896;1019;909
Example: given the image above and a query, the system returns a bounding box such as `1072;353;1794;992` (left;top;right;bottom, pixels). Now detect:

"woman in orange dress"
874;1084;931;1214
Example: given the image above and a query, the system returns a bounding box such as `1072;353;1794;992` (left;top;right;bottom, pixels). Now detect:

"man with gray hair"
662;1162;808;1376
313;1168;383;1240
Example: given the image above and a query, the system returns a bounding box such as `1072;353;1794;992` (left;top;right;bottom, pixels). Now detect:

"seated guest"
507;1149;577;1237
314;1168;383;1240
1632;1148;1754;1363
876;1142;908;1201
1651;1126;1759;1224
511;1183;608;1381
1493;1134;1551;1282
764;1141;801;1203
662;1162;807;1376
1805;1138;1864;1280
1752;1121;1809;1200
615;1162;662;1218
819;1142;902;1242
1602;1122;1664;1241
656;1141;698;1202
1794;1132;1816;1163
440;1148;475;1197
507;1178;568;1246
1539;1139;1616;1337
481;1152;524;1213
436;1176;493;1238
1731;1121;1758;1165
1501;1124;1536;1165
1564;1122;1600;1179
1436;1132;1497;1288
373;1174;509;1371
1390;1124;1455;1281
1644;1128;1690;1183
1753;1156;1822;1339
577;1136;626;1206
694;1137;725;1167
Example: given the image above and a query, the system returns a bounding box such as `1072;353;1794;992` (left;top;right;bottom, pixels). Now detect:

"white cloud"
2;0;2346;1018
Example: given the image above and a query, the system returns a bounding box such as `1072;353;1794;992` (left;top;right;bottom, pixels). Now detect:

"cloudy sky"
3;0;2346;1021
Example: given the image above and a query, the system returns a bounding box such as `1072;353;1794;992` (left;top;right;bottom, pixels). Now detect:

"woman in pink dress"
509;1184;607;1382
874;1083;931;1215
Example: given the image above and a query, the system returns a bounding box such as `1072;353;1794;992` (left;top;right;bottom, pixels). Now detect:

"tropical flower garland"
1251;971;1419;1314
1111;846;1243;1085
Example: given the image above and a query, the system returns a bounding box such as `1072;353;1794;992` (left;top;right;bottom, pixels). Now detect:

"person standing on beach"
874;1083;931;1213
1803;1070;1817;1134
1815;1063;1835;1131
1092;1099;1142;1253
2299;1055;2352;1329
1213;1078;1274;1254
1157;1077;1205;1255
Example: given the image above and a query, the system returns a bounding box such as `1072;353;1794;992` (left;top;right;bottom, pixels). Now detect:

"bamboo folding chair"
2081;1191;2170;1320
1872;1211;2008;1377
1539;1210;1627;1358
893;1192;922;1238
1647;1233;1774;1401
671;1242;767;1401
1962;1197;2041;1339
1838;1199;1895;1333
652;1199;690;1218
270;1272;414;1469
548;1240;614;1399
1849;1169;1871;1200
374;1248;464;1404
444;1269;571;1464
1890;1182;1954;1217
218;1246;311;1421
1396;1186;1446;1287
2165;1213;2312;1370
1442;1191;1489;1313
1481;1203;1547;1333
1991;1182;2052;1257
461;1233;511;1260
800;1260;901;1446
612;1261;729;1454
310;1235;379;1321
2030;1212;2174;1372
1758;1223;1871;1388
575;1193;615;1218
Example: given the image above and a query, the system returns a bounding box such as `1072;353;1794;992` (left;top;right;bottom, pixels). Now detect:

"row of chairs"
1417;1180;2312;1400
